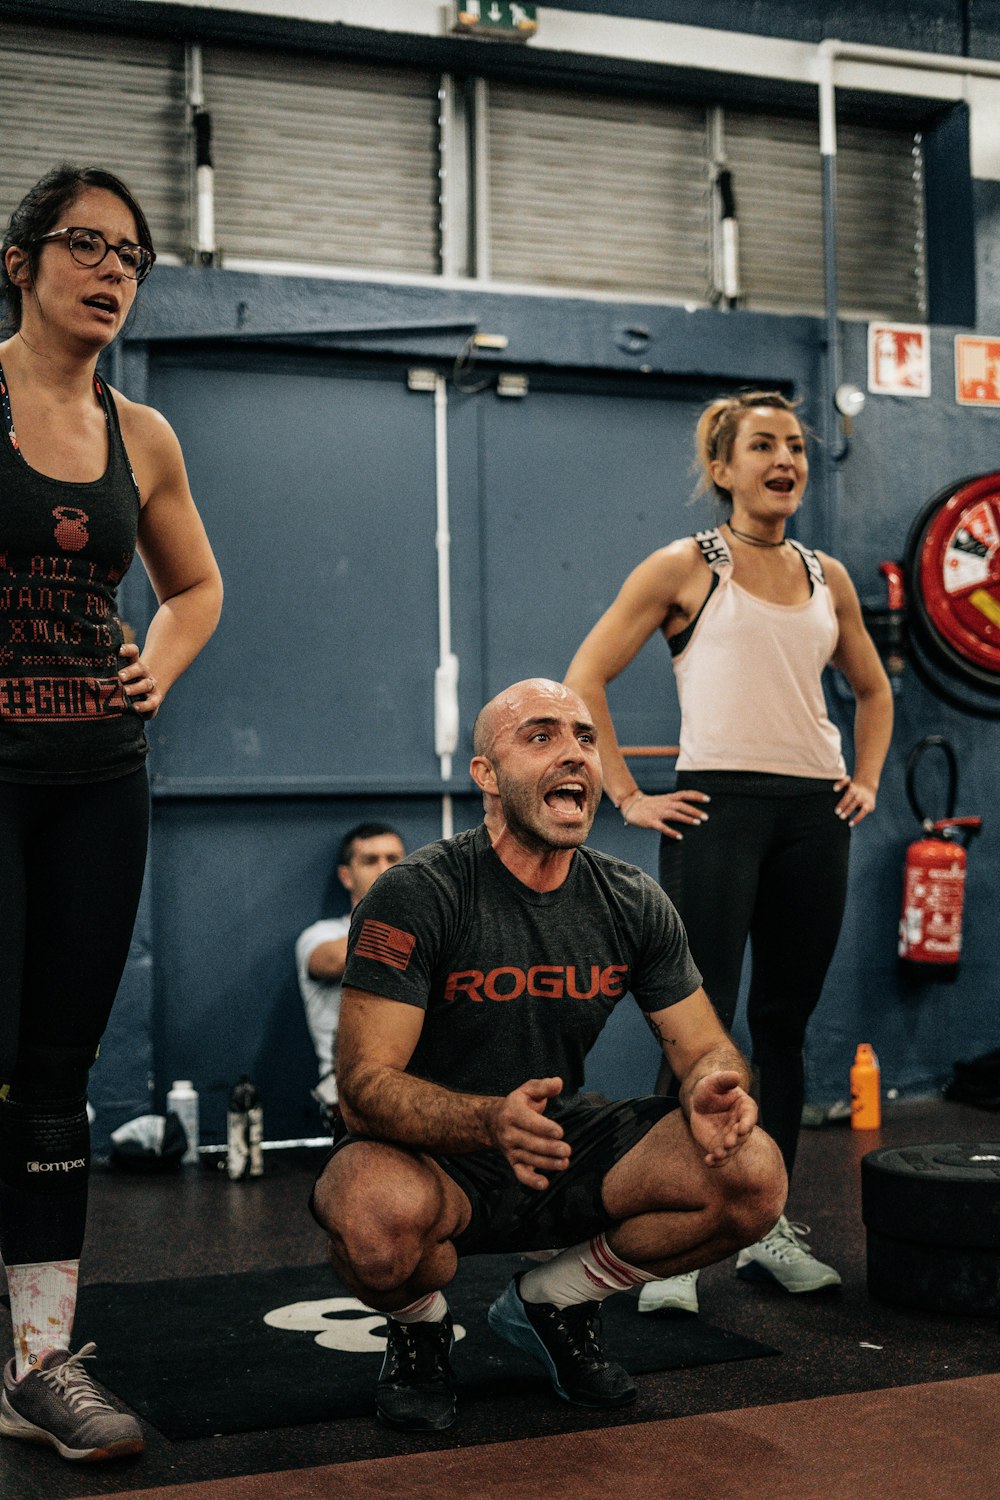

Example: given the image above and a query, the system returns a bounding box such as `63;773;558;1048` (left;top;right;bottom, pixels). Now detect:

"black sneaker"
375;1313;456;1431
487;1275;635;1408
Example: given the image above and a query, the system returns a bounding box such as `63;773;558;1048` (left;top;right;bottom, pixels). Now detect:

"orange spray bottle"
850;1044;881;1130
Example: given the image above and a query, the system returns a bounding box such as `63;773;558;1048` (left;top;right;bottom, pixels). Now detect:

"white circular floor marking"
264;1296;466;1354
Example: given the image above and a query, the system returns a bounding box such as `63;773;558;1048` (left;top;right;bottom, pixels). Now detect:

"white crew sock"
6;1259;79;1378
387;1290;449;1324
520;1234;659;1309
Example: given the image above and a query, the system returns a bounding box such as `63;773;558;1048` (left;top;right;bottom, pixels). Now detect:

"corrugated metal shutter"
0;21;188;257
486;83;711;300
723;110;926;320
836;122;926;319
202;49;441;274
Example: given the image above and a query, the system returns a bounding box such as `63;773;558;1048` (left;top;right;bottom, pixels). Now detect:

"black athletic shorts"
311;1094;676;1257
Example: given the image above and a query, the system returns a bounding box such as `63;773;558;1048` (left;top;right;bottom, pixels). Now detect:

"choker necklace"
726;523;786;549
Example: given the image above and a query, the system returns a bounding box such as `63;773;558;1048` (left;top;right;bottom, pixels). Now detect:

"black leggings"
657;772;851;1182
0;767;149;1263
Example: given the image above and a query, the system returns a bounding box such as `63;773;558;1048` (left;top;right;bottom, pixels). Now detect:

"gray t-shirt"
342;824;700;1113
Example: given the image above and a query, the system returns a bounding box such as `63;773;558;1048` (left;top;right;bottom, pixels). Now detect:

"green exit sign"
452;3;538;41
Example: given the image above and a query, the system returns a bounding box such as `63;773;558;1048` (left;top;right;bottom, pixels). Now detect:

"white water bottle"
167;1079;200;1165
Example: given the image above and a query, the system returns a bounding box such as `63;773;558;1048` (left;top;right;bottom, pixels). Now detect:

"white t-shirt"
295;915;351;1079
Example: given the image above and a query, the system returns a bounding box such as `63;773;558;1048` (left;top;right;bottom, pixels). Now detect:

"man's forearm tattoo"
644;1013;677;1048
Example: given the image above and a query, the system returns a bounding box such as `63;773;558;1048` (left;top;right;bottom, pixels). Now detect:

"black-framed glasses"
34;226;155;283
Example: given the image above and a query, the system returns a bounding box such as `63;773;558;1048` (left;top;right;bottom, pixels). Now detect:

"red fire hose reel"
903;472;1000;715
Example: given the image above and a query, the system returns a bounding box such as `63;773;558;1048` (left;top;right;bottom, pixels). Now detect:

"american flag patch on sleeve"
355;919;417;971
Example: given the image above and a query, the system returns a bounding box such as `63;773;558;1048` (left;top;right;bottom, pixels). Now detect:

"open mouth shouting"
543;779;590;819
765;476;796;495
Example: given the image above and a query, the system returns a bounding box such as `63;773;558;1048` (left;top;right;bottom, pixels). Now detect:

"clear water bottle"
227;1076;264;1180
166;1079;199;1165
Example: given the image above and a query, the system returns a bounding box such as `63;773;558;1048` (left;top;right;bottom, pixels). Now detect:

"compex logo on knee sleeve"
0;1094;89;1193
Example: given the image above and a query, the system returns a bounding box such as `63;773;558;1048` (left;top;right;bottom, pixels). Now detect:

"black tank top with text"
0;363;148;782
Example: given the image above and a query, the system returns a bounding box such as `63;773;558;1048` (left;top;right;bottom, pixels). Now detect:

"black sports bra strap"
787;538;826;587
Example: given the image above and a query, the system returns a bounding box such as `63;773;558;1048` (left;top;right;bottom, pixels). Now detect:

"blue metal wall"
85;8;1000;1150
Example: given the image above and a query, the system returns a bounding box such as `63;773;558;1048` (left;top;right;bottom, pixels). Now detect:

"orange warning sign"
955;336;1000;407
867;323;930;397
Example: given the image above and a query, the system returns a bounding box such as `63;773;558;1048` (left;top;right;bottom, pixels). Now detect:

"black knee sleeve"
0;1091;90;1264
0;1091;90;1193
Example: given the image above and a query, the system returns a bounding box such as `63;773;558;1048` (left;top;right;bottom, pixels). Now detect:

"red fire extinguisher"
898;737;982;981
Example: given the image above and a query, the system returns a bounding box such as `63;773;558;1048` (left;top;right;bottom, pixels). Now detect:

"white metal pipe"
434;374;459;787
195;163;216;259
819;36;1000;80
817;40;836;157
818;35;1000;159
472;78;492;281
188;40;204;108
187;44;216;261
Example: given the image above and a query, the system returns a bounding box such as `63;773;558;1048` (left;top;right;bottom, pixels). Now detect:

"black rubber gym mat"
71;1254;778;1440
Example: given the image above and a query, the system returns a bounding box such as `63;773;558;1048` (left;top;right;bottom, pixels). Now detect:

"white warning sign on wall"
954;336;1000;407
867;323;931;397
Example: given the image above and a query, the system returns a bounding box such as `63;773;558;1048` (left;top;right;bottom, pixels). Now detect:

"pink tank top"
672;529;846;779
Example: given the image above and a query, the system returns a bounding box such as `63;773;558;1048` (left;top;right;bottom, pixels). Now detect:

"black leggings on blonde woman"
656;771;851;1180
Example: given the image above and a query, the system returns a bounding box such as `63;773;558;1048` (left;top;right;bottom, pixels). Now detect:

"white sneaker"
736;1214;842;1292
637;1270;700;1315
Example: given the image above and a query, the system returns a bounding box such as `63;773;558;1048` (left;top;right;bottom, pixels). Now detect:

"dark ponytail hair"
1;164;154;330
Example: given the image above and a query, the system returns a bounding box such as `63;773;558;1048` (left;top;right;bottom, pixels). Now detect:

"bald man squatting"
310;678;786;1432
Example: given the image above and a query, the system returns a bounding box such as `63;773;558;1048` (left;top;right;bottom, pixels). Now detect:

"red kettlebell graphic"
53;506;89;552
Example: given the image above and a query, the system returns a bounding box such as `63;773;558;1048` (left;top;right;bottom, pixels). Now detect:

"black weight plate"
862;1143;1000;1248
866;1228;1000;1316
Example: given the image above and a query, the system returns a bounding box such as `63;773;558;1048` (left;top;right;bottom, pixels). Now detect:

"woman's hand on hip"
623;789;710;839
118;641;163;719
833;775;876;827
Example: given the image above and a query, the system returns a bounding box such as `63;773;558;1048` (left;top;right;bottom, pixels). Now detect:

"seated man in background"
311;679;786;1432
295;822;405;1126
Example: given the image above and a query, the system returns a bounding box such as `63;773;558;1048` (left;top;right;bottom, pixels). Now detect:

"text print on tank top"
0;363;148;782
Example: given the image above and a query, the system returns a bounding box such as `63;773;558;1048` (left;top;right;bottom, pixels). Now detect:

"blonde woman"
566;391;892;1312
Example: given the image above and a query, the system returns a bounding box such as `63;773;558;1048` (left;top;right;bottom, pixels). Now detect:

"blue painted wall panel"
88;881;155;1153
802;316;1000;1102
151;795;481;1144
146;356;442;792
477;384;704;745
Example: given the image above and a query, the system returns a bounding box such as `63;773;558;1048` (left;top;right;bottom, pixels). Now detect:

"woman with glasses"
566;390;892;1315
0;165;222;1463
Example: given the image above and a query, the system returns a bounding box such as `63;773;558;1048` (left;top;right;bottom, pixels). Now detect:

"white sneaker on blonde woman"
637;1270;700;1315
736;1215;841;1292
